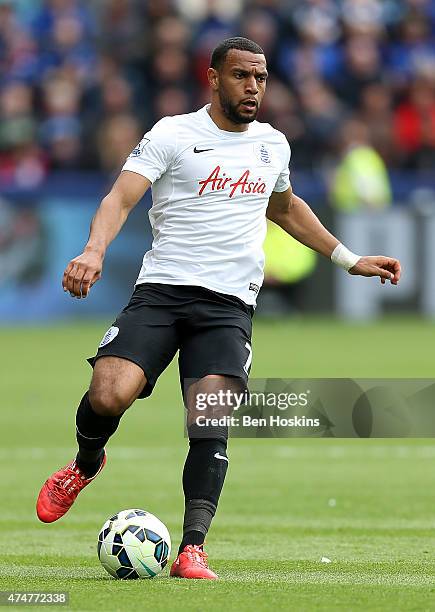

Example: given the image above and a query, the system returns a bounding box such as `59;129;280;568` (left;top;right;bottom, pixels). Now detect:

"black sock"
179;530;205;551
75;392;121;477
179;438;228;554
75;448;105;479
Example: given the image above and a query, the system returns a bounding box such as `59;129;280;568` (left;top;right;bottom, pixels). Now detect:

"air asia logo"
198;166;266;198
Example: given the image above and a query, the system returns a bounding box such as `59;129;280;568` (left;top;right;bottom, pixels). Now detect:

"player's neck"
207;103;249;133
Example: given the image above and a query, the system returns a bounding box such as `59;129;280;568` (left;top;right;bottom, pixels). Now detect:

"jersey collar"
200;104;251;137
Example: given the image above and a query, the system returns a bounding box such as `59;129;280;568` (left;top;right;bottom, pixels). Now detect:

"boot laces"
51;462;87;503
185;545;208;567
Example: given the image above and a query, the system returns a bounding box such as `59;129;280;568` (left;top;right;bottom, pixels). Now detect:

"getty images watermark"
183;378;435;438
194;388;316;429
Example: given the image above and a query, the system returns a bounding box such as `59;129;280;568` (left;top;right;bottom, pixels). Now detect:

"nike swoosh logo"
138;559;157;577
194;146;214;153
214;452;229;462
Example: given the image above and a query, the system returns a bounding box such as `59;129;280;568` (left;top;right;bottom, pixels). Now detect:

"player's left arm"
266;185;401;285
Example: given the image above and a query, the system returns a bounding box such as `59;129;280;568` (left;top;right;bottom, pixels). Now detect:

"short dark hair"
210;37;265;70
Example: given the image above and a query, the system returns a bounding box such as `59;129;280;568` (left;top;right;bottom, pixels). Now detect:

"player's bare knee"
185;374;245;422
88;385;131;417
88;356;146;416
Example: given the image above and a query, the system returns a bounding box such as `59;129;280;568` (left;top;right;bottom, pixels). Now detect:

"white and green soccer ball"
98;509;171;579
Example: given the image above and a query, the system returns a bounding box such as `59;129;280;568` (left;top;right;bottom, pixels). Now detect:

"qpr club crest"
254;143;271;164
99;326;119;347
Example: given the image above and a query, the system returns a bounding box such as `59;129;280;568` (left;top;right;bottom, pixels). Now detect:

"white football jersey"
122;104;291;305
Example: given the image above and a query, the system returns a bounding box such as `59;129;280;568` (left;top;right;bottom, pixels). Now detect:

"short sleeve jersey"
122;105;291;305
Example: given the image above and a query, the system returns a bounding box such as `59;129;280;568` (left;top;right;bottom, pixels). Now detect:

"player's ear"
207;67;219;91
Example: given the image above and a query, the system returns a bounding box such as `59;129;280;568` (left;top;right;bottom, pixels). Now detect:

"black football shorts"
88;283;253;398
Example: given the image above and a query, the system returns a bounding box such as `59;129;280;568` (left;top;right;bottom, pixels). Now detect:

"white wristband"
330;243;361;271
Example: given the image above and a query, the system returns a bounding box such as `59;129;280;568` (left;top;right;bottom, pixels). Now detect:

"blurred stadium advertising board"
0;193;152;322
334;208;435;319
0;193;434;322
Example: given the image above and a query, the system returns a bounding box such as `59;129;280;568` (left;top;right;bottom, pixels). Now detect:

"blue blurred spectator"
32;0;97;84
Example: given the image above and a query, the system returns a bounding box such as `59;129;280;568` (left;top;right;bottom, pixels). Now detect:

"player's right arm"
63;171;151;298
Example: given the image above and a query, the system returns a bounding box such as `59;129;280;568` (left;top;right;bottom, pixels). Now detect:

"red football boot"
36;453;106;523
170;545;218;580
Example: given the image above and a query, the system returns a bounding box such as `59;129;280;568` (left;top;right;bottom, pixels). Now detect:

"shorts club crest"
98;326;119;348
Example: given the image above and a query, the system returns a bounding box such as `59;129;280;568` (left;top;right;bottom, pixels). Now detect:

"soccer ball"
97;509;171;579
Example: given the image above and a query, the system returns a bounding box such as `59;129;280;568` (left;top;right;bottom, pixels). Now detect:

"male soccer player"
36;38;401;579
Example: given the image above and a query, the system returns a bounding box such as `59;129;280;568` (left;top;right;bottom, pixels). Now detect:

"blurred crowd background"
1;0;435;187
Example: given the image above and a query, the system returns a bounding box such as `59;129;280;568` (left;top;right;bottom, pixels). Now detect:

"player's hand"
349;256;401;285
62;248;104;298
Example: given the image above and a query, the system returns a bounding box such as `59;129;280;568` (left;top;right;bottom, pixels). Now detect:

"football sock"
75;392;121;477
179;437;228;554
75;447;105;479
179;501;216;551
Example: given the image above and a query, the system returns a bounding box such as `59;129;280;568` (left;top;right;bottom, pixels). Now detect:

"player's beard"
218;87;259;124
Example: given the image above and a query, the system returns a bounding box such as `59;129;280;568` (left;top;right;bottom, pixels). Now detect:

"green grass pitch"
1;316;435;611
